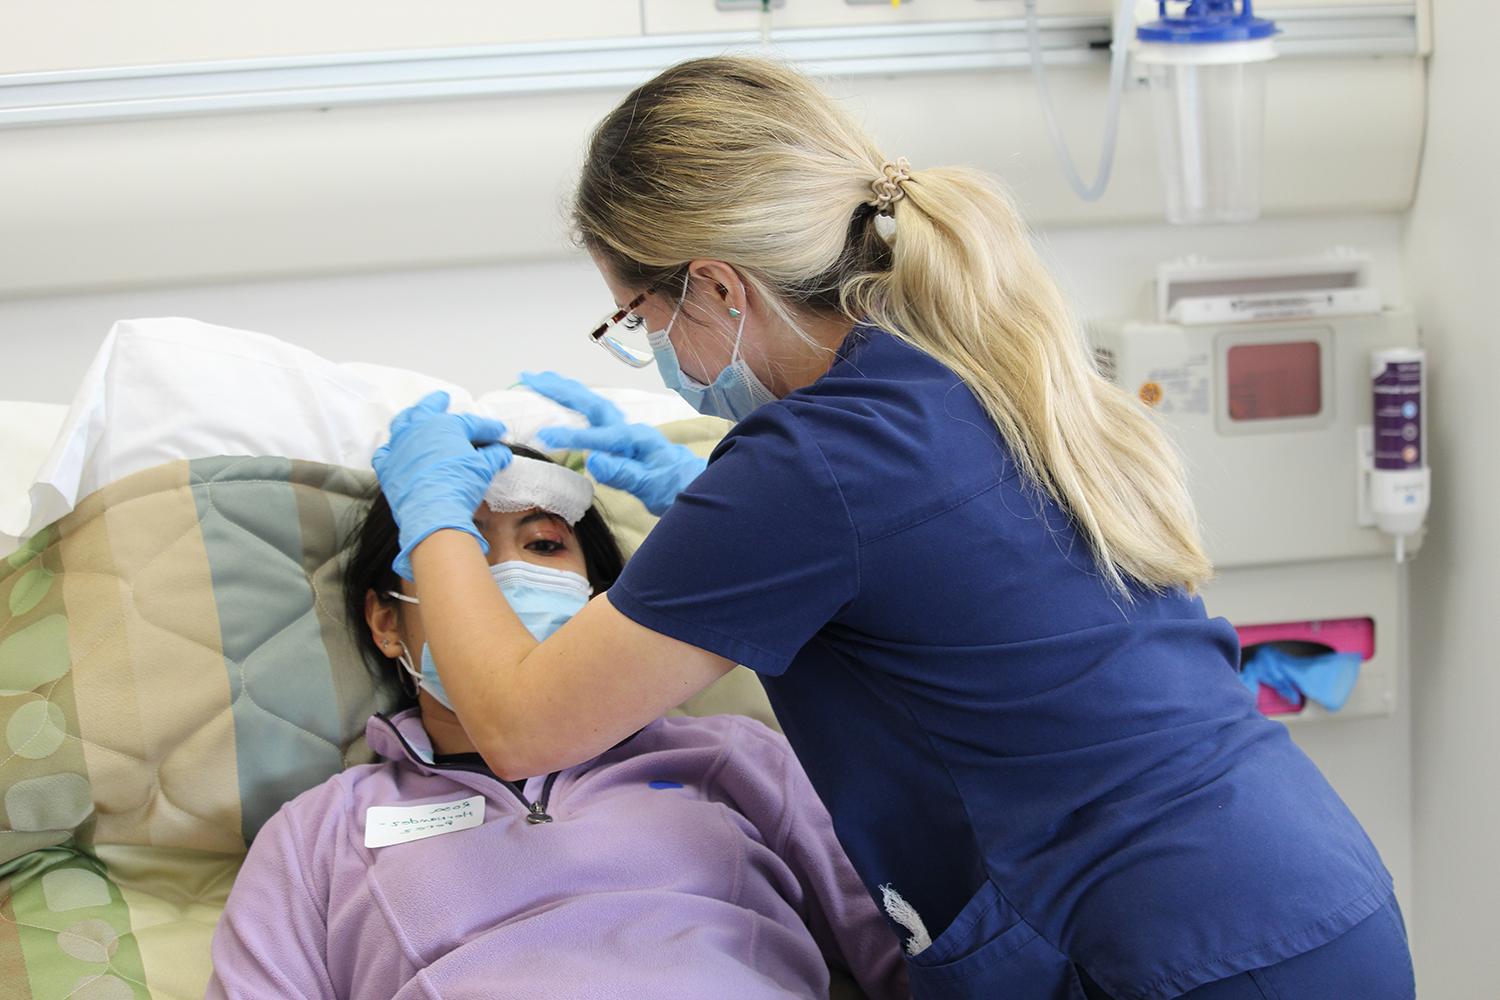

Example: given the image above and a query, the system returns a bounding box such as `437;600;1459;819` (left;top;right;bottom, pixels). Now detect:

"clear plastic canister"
1137;39;1274;225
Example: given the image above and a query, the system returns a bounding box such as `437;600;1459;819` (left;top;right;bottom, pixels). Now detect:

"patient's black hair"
342;443;626;704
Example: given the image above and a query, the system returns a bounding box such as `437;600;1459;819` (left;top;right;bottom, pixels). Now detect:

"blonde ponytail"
574;56;1212;596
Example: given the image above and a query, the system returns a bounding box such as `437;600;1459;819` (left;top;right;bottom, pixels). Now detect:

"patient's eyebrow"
517;511;570;531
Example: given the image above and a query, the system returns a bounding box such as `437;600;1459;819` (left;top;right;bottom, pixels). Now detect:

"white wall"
0;256;661;404
0;55;1425;297
1402;1;1500;995
0;213;1407;403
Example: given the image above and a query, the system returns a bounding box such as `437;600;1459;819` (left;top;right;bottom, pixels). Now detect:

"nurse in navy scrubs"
372;57;1415;999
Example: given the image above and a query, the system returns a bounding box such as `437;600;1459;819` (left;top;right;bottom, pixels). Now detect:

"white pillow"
342;360;695;442
0;401;69;550
3;317;694;557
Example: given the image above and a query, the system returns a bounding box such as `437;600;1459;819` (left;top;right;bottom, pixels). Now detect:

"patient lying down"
205;445;906;1000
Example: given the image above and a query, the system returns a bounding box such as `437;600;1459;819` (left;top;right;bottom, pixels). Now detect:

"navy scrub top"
608;327;1393;1000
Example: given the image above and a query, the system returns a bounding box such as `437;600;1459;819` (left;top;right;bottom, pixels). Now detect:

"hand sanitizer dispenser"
1367;348;1429;562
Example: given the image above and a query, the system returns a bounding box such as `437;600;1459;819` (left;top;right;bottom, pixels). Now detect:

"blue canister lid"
1137;0;1278;44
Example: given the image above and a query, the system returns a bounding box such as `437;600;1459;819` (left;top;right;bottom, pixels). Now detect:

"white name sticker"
364;795;485;849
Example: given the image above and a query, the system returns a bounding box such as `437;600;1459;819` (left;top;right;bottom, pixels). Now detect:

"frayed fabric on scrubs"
902;879;1082;1000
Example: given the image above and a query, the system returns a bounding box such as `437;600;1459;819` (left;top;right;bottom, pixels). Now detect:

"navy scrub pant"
1079;894;1417;1000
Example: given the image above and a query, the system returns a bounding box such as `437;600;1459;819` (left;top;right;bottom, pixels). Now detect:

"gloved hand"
372;391;512;580
520;370;707;516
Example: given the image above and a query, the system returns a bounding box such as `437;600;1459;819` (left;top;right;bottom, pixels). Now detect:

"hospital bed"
0;319;858;999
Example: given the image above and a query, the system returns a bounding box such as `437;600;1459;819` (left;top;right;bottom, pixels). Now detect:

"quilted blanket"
0;416;788;1000
1;456;401;999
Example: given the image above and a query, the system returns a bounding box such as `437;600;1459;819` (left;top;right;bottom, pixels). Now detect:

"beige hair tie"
867;157;912;213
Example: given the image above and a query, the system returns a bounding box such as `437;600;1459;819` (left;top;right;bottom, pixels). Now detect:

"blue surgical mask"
487;560;593;643
386;560;593;710
648;274;778;423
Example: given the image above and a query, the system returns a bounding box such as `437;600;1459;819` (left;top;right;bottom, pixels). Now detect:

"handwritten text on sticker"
365;795;485;848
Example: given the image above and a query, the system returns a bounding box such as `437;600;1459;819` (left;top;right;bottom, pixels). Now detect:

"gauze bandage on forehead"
483;456;595;524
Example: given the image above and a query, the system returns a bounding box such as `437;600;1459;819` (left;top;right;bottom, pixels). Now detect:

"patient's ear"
364;589;401;657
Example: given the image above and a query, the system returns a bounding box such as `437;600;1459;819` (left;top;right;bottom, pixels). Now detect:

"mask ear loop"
728;301;750;366
393;639;423;698
651;268;692;345
381;590;424;698
679;269;754;380
706;273;752;365
663;270;719;389
668;269;691;333
712;273;755;393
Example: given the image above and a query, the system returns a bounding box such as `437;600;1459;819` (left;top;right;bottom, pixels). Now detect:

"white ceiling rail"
0;5;1420;129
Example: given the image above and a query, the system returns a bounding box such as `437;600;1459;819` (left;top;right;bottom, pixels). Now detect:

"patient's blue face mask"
647;273;778;423
386;561;592;710
486;560;593;643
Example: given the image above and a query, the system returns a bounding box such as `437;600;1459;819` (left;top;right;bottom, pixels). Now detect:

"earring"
728;307;742;318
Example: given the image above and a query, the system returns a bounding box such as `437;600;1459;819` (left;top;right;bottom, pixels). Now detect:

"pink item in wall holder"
1234;618;1376;717
1254;680;1305;716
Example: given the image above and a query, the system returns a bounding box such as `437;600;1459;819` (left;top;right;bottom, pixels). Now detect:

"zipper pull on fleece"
525;772;561;825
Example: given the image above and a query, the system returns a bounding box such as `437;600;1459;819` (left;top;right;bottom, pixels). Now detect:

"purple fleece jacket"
206;710;908;999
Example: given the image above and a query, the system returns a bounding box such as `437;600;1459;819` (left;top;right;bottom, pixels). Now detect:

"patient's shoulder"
649;714;799;786
653;713;788;752
250;761;393;853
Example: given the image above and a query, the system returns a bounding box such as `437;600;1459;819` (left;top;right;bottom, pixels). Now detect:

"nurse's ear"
687;259;749;320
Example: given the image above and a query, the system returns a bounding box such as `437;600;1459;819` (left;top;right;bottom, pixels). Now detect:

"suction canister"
1136;1;1279;224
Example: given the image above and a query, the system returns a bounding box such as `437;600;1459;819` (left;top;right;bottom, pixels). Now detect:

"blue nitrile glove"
520;370;707;516
1239;646;1363;713
372;391;512;580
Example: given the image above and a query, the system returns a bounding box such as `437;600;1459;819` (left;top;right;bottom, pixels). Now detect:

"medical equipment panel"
1098;309;1420;568
1092;251;1423;720
1094;258;1421;569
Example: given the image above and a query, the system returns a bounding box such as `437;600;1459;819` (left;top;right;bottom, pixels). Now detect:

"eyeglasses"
588;287;657;368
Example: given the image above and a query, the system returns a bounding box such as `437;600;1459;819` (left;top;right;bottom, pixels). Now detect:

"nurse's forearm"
407;530;737;780
408;529;539;770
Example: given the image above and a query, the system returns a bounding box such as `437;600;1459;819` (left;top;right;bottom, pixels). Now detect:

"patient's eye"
517;511;571;556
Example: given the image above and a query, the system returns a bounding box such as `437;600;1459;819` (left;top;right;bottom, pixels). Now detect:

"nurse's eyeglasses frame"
588;287;658;368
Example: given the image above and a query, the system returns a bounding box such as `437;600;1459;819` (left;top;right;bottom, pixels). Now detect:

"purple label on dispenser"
1373;360;1422;470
